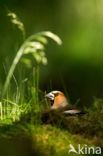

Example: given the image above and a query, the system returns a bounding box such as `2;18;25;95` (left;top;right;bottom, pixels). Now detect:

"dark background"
0;0;103;105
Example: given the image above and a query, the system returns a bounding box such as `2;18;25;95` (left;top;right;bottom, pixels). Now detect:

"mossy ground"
0;123;102;156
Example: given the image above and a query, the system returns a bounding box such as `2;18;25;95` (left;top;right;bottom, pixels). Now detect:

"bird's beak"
45;93;54;101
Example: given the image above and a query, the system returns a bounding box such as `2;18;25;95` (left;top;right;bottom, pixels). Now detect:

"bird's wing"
63;109;82;115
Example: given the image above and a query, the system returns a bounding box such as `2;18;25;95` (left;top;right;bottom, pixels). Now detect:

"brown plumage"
45;90;83;115
45;91;68;110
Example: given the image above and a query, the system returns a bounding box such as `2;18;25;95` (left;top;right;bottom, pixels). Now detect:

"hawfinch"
45;90;83;115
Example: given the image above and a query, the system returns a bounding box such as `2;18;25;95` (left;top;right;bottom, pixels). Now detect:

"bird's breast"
51;95;68;109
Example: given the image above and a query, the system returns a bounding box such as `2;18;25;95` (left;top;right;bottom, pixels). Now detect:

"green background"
0;0;103;105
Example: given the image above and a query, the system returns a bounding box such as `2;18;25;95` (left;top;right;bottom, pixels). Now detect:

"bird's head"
45;90;69;110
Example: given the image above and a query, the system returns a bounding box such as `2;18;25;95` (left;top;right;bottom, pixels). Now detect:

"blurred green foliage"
1;0;103;105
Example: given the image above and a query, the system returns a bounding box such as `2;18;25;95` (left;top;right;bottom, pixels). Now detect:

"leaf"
42;57;48;65
3;99;19;106
7;10;26;39
39;31;62;45
33;53;42;63
35;36;48;45
3;30;62;96
21;58;32;68
23;42;44;54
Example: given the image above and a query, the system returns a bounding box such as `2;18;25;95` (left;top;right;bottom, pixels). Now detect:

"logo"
68;144;102;155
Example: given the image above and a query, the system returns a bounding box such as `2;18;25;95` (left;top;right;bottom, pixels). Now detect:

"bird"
45;90;84;115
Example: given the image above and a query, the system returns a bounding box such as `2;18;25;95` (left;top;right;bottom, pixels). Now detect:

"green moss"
0;123;99;156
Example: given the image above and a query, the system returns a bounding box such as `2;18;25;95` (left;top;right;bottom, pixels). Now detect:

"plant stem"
3;47;24;97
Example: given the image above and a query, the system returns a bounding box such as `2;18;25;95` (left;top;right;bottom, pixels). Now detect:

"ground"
0;123;102;156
